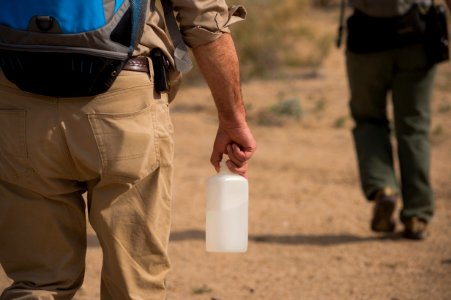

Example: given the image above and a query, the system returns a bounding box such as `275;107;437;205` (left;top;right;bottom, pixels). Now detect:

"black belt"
123;56;149;73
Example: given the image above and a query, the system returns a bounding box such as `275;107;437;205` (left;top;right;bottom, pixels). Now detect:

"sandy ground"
1;18;451;300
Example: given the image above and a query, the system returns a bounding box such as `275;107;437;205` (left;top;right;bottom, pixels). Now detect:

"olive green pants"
346;43;436;224
0;67;174;299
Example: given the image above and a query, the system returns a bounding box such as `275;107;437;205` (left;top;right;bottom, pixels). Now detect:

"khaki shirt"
134;0;246;67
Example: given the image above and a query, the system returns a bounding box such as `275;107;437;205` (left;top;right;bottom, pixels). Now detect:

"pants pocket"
0;109;32;181
88;106;158;182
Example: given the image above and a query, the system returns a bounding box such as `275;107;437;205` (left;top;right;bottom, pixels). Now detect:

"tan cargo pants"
0;65;174;299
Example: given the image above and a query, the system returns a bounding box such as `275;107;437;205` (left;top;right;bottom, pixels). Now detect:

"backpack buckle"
35;16;55;32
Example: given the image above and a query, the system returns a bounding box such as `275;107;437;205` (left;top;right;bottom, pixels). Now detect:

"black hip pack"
346;5;426;54
0;50;128;97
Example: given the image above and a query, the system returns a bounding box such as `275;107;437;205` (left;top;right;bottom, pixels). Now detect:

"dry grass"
230;0;336;78
184;0;337;82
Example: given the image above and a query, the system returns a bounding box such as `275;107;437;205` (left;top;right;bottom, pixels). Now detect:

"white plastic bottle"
206;160;248;252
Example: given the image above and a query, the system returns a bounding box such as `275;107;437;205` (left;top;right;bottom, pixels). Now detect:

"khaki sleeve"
172;0;246;48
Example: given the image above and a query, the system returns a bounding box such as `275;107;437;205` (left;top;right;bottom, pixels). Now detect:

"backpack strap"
131;0;150;54
160;0;193;73
336;0;346;48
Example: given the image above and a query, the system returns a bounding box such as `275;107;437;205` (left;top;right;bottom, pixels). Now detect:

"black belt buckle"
150;48;170;93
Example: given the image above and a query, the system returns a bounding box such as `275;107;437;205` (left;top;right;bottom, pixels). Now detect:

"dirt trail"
1;26;451;300
161;45;451;300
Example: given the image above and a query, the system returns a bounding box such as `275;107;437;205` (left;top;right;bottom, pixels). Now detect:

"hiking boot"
370;188;397;233
403;217;428;240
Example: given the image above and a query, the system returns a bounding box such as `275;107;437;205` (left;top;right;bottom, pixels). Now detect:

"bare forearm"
192;33;256;176
192;33;246;127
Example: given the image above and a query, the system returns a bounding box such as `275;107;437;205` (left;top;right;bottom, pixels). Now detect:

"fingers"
211;143;250;177
210;150;223;173
226;143;254;178
226;143;245;165
226;158;249;178
210;125;256;177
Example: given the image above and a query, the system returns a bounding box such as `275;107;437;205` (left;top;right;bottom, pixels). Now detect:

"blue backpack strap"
129;0;149;54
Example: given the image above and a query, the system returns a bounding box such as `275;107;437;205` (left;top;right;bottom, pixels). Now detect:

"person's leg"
392;43;436;234
346;50;398;199
89;163;173;300
63;70;174;299
0;185;86;300
0;74;87;299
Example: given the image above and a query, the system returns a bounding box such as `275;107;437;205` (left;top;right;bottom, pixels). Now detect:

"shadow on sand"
86;229;403;248
168;229;403;246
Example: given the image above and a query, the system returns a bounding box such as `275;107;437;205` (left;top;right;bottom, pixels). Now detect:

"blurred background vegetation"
174;0;451;134
185;0;341;82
